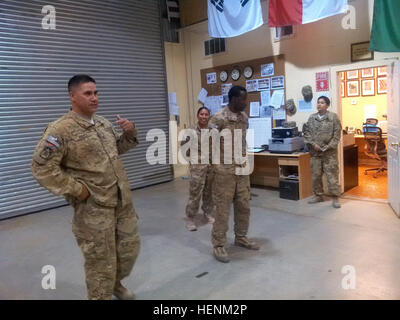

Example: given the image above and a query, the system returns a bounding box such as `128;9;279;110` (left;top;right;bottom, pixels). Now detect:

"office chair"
363;119;387;178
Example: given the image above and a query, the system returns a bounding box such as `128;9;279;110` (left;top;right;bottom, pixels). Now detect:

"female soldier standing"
303;96;342;208
184;107;215;231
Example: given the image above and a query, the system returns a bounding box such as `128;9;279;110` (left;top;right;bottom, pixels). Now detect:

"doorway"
338;65;388;200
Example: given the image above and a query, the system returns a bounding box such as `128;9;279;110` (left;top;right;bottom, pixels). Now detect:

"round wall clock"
244;66;253;79
219;70;228;82
231;67;241;81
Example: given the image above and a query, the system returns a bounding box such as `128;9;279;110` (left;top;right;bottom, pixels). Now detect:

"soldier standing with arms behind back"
209;86;260;263
31;75;140;300
303;95;342;208
184;106;215;231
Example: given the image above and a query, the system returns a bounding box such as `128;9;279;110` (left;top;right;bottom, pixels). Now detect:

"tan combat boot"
113;282;134;300
234;237;260;250
332;197;341;208
308;195;324;204
185;218;197;231
213;246;230;263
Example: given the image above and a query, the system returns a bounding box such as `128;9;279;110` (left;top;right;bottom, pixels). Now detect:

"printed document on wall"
246;117;271;149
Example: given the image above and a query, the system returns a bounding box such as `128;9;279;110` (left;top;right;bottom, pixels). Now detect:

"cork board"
200;54;286;118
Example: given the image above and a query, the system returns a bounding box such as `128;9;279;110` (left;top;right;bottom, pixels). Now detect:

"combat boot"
113;282;134;300
185;218;197;231
308;195;324;204
204;212;215;224
213;246;230;263
332;197;341;208
234;236;260;250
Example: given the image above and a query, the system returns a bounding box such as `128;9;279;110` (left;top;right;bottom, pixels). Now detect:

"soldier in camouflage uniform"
31;75;140;300
303;96;342;208
209;86;259;263
184;107;215;231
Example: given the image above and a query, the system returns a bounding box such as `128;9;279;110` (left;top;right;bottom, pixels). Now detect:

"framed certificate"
351;41;374;62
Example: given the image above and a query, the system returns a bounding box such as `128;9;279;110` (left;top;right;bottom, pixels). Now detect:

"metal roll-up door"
0;0;173;219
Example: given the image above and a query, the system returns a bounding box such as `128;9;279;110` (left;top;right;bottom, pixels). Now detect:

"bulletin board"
200;54;286;119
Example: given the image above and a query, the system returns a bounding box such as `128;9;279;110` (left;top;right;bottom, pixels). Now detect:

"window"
274;25;295;41
204;38;226;56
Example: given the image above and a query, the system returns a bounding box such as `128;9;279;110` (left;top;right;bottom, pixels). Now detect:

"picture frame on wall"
341;81;345;97
346;70;359;80
361;68;375;78
347;80;359;97
377;77;387;94
361;79;375;96
377;66;387;76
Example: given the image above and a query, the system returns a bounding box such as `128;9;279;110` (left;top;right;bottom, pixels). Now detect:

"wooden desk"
249;151;313;199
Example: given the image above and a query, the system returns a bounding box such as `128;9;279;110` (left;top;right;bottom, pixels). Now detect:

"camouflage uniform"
209;107;250;248
31;111;140;300
303;111;342;197
185;125;214;218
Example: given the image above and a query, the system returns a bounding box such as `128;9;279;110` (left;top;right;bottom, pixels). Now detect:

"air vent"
204;38;226;56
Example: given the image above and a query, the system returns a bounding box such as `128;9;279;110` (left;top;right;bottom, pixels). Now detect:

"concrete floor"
1;178;400;300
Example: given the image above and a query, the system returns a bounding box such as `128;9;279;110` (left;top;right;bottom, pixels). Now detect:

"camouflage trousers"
212;173;250;248
185;164;214;218
72;194;140;300
310;152;341;197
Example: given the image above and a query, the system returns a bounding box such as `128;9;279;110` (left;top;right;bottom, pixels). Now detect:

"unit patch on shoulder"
46;135;60;148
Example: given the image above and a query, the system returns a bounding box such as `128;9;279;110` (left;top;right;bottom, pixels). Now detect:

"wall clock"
244;66;253;79
220;70;228;82
231;67;241;81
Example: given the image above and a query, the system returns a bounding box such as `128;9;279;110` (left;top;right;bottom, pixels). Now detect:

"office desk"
249;151;313;199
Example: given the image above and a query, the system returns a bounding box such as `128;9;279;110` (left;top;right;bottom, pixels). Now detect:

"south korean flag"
208;0;264;38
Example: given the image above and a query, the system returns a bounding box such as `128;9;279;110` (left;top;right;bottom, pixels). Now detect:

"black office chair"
363;119;387;178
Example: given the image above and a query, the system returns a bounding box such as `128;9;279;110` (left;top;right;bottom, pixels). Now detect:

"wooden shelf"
250;152;312;200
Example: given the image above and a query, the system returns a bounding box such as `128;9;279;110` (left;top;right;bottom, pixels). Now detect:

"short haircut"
228;86;247;102
317;95;330;106
68;74;96;92
197;106;210;116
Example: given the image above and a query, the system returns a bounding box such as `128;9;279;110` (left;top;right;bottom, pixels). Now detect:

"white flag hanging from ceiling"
208;0;264;38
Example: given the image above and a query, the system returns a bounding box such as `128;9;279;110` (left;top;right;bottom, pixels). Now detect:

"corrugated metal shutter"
0;0;173;219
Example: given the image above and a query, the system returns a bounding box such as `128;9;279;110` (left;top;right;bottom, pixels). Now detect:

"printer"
269;126;304;153
271;126;299;138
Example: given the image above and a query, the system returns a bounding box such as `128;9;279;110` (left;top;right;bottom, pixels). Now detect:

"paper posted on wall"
261;90;271;107
270;90;284;109
364;104;377;121
205;95;223;115
258;78;271;90
298;100;313;112
206;72;217;84
272;107;286;120
168;92;179;115
246;79;258;92
250;101;260;117
246;117;272;149
260;105;272;118
198;88;208;103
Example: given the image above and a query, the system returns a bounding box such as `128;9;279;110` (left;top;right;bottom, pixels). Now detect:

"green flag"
369;0;400;52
